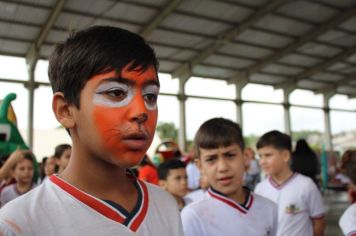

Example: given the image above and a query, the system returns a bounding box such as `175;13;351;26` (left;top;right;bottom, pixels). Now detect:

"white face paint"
142;84;159;111
93;80;159;110
93;81;134;108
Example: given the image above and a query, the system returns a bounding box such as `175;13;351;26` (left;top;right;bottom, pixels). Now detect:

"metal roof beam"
140;0;182;38
25;0;66;67
171;0;288;77
247;6;356;74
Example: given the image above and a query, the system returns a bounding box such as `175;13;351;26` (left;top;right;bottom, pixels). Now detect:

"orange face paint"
87;65;159;167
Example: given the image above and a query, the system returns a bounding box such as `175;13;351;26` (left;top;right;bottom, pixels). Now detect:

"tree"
156;122;178;141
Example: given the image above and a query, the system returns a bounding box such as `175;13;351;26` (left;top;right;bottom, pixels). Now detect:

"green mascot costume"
0;93;39;182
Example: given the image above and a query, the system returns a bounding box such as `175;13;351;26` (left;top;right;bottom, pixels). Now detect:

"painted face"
13;158;34;184
163;168;188;198
258;146;289;177
76;65;159;167
197;144;245;198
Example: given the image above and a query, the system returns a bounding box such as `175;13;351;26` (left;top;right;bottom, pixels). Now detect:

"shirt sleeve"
181;206;205;236
305;179;325;218
339;204;356;236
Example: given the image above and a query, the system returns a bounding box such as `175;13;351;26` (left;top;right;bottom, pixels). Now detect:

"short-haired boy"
181;118;278;236
0;26;183;236
158;159;188;210
255;130;325;236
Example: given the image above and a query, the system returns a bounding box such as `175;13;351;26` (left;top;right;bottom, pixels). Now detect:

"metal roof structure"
1;0;356;96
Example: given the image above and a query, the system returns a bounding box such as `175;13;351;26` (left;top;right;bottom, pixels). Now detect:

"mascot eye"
0;124;11;141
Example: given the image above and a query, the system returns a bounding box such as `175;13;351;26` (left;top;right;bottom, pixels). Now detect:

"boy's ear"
194;158;202;171
243;149;250;167
52;92;75;129
281;150;291;163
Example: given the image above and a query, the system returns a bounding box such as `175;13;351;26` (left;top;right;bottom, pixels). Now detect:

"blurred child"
54;144;71;173
138;154;159;185
184;172;209;204
339;150;356;235
0;150;36;206
43;156;56;181
181;118;277;236
158;159;188;210
255;130;325;236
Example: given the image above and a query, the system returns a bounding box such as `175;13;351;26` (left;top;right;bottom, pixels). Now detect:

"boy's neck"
173;195;185;210
227;186;246;205
60;147;136;203
271;167;294;185
16;182;32;194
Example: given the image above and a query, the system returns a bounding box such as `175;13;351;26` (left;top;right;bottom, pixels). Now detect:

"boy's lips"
217;176;233;186
122;132;149;150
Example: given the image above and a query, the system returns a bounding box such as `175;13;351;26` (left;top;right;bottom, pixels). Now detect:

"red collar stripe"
208;188;253;214
50;175;126;224
269;173;298;190
128;180;149;232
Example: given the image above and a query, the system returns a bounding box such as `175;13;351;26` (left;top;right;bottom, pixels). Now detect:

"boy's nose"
129;96;148;124
217;159;229;172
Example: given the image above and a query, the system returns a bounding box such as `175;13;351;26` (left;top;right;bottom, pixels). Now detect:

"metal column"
323;93;334;151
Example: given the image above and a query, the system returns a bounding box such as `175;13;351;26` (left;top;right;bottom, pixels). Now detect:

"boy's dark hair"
48;25;159;108
54;144;71;159
194;118;244;158
340;150;356;184
256;130;292;152
158;159;186;180
13;152;35;169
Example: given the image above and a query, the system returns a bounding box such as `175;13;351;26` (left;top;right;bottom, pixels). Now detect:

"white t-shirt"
181;187;278;236
339;203;356;236
255;173;325;236
0;175;184;236
184;189;207;205
0;184;36;207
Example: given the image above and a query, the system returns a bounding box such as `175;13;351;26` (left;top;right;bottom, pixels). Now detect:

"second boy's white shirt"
255;173;325;236
181;188;278;236
339;203;356;236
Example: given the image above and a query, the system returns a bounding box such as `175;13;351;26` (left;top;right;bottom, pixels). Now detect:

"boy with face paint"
0;26;183;236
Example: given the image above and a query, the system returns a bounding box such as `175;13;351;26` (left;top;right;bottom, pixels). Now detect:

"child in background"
158;159;188;210
1;150;36;206
181;118;278;236
54;144;71;174
339;150;356;235
138;154;159;185
184;172;209;204
43;156;56;181
255;130;325;236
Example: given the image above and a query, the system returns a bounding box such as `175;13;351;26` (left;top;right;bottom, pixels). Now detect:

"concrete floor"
324;190;349;236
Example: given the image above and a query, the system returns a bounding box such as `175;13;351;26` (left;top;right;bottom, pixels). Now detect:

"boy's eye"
105;89;128;100
144;94;158;104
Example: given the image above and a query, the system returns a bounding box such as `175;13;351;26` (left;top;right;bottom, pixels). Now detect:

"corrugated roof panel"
232;0;270;8
16;0;56;7
91;19;140;33
177;0;253;23
45;29;70;44
147;29;210;49
193;65;235;79
168;50;197;61
39;44;55;58
55;13;95;31
0;23;39;41
105;2;156;24
327;62;353;72
236;29;293;49
151;45;178;58
218;43;274;60
249;73;286;84
298;79;327;90
122;0;167;8
339;16;356;33
278;53;322;67
158;60;180;72
317;30;356;47
276;0;338;24
0;39;29;55
203;54;255;69
65;0;116;15
341;66;356;75
161;13;230;36
13;5;49;25
337;85;356;94
311;72;344;82
313;0;356;8
255;14;313;37
297;42;342;58
262;63;303;75
346;54;356;63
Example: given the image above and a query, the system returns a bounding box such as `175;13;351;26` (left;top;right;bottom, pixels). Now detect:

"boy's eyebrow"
104;76;160;87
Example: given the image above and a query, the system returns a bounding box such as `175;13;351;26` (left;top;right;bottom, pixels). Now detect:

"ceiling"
1;0;356;96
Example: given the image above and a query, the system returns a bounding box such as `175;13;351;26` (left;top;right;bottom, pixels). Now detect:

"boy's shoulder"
252;192;277;208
